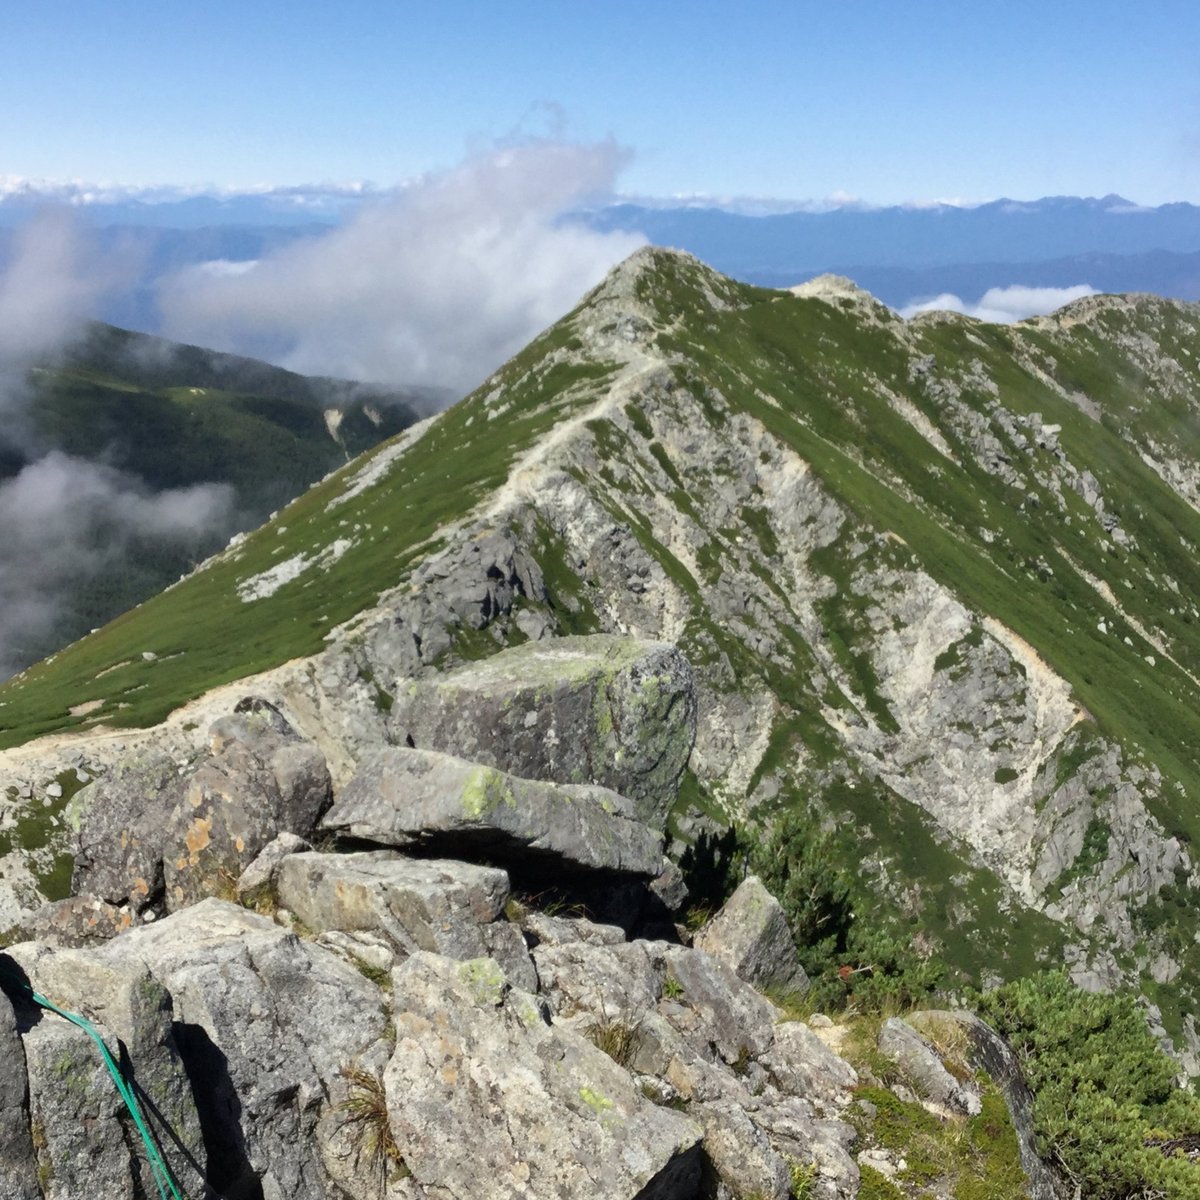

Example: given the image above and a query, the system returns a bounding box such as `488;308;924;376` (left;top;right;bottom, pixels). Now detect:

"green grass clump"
584;1010;641;1069
856;1164;905;1200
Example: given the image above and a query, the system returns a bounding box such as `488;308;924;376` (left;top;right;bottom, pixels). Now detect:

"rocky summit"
3;247;1200;1195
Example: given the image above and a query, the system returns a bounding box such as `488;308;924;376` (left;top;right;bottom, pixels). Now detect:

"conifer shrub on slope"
977;973;1200;1198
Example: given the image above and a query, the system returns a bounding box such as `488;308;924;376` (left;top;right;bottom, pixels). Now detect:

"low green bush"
976;971;1200;1199
746;809;945;1013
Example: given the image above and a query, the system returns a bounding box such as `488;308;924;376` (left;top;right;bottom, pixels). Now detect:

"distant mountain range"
3;192;1200;332
583;195;1200;270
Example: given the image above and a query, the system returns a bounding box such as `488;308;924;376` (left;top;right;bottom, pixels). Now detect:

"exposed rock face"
0;989;36;1200
18;895;133;947
97;900;389;1200
0;948;203;1200
388;636;696;829
323;747;666;877
6;248;1192;1194
71;700;331;915
694;875;810;997
0;884;867;1200
876;1016;981;1117
529;927;860;1199
384;951;704;1199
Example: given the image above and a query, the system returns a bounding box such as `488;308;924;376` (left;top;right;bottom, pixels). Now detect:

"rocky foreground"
0;635;1050;1199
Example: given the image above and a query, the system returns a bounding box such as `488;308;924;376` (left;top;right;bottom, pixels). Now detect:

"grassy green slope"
637;267;1200;830
0;322;430;674
0;316;616;744
8;260;1200;783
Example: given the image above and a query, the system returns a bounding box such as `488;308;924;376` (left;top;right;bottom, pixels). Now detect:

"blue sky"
3;0;1199;204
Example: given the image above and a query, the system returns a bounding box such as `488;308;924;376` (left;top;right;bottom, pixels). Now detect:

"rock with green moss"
384;949;704;1198
387;634;696;829
323;746;665;877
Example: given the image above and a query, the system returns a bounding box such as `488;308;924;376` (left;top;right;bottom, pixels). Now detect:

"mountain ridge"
4;248;1200;1054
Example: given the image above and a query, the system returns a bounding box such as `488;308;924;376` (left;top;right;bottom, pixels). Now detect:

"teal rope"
0;965;185;1200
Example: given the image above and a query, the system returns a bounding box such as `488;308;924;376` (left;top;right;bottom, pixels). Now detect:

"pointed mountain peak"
583;245;751;321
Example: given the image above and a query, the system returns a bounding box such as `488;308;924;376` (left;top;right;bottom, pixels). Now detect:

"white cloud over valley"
0;454;234;677
899;283;1098;323
157;140;647;394
0;212;236;678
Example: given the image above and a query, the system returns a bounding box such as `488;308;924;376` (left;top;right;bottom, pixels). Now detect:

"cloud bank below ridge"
899;283;1099;323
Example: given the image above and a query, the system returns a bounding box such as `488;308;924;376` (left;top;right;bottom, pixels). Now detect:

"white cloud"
156;140;647;394
195;259;259;277
0;452;234;676
899;283;1098;323
0;213;239;677
0;208;113;364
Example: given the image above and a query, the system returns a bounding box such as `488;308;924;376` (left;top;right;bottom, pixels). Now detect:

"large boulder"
96;899;391;1200
384;951;704;1199
694;1101;792;1200
0;948;203;1200
71;754;182;910
694;876;809;997
323;747;665;877
72;699;332;915
388;635;696;828
162;703;331;910
276;851;513;938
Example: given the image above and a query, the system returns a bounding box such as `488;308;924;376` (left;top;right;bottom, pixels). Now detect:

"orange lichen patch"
184;816;213;863
234;836;245;853
131;877;150;898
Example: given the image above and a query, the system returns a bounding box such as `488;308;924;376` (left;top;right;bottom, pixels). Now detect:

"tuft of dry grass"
584;1008;642;1068
907;1011;973;1081
338;1066;408;1190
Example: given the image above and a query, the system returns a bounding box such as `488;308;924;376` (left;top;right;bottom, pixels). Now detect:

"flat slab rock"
273;850;537;988
323;746;666;877
387;634;696;829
